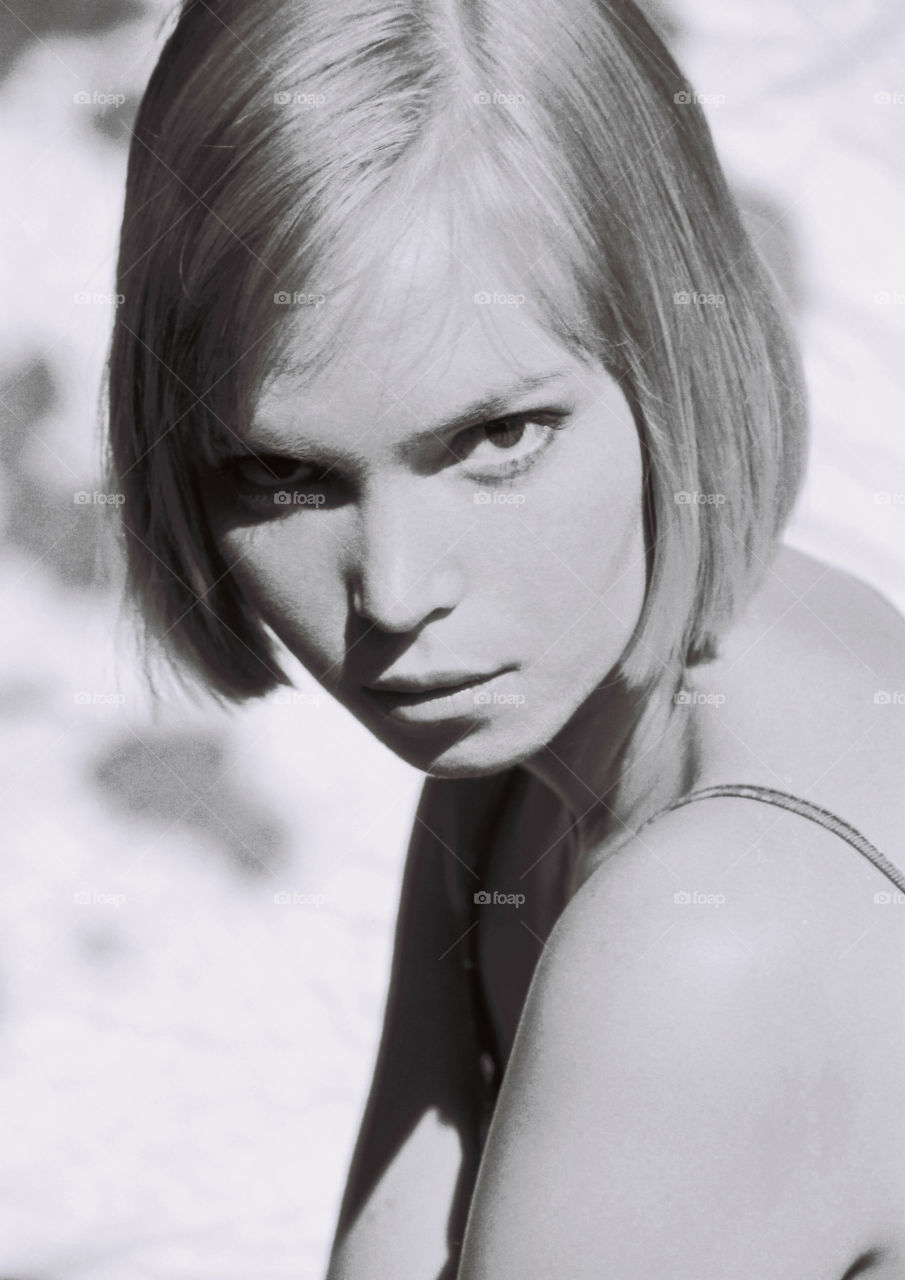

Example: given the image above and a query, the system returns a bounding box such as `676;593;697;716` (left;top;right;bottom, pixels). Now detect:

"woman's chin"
363;713;552;780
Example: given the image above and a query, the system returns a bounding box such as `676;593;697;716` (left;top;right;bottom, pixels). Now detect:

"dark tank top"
463;780;905;1143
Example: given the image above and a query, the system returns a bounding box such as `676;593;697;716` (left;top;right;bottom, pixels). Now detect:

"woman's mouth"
363;668;516;722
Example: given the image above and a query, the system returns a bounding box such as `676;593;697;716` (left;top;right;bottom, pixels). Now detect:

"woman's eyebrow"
245;367;575;459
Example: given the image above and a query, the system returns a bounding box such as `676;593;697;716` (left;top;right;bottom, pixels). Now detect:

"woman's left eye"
227;454;320;489
455;412;567;482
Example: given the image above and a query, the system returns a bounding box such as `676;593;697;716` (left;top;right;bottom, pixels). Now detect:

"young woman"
106;0;905;1274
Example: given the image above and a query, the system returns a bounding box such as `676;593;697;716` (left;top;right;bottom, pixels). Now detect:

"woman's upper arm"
326;772;510;1280
456;819;892;1279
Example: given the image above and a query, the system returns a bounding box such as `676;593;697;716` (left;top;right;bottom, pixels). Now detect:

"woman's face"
210;228;647;778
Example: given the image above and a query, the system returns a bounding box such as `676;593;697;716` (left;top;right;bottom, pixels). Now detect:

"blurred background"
0;0;903;1276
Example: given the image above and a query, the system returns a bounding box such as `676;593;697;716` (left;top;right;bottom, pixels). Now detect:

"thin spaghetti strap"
649;783;905;896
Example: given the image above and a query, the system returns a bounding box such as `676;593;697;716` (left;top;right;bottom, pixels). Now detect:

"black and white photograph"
1;0;904;1275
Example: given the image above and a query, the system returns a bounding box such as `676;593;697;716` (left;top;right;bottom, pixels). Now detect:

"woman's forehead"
251;309;581;454
254;209;584;436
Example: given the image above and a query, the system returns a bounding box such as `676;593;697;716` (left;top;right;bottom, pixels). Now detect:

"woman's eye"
229;453;319;489
216;409;568;507
456;413;566;480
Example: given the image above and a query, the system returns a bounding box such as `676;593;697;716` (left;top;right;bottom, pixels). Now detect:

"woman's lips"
363;668;516;722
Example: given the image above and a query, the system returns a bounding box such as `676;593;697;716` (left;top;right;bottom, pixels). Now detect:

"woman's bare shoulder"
564;793;905;1105
571;789;904;937
750;543;905;673
458;797;905;1276
567;794;905;1147
694;543;905;854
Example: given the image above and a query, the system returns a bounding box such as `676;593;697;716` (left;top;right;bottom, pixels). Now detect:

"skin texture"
204;218;905;1276
333;548;903;1280
459;791;905;1279
458;550;905;1277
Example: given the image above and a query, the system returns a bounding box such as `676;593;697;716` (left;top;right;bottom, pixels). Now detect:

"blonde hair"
106;0;807;701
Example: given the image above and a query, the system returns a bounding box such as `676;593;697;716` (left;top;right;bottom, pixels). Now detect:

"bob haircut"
105;0;808;704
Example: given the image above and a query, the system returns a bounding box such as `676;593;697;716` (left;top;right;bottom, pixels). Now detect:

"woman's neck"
518;671;699;866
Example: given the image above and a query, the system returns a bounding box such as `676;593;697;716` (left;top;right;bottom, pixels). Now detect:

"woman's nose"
348;484;467;632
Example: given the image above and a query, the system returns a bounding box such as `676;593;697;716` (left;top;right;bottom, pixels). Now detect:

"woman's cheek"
535;402;643;579
546;399;646;634
219;522;341;665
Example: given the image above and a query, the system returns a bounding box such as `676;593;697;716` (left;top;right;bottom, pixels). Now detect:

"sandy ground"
0;0;903;1276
